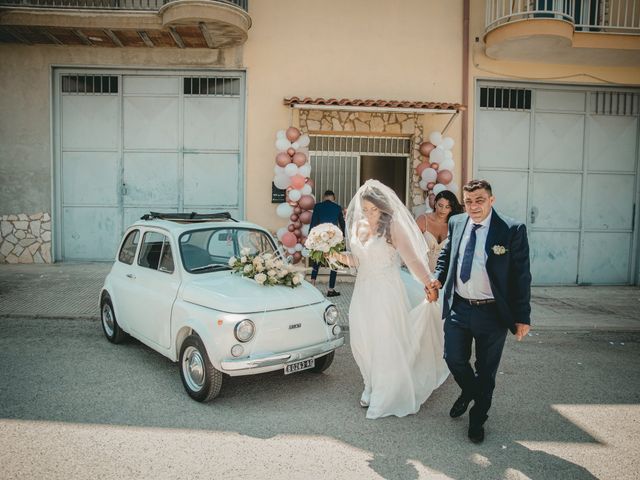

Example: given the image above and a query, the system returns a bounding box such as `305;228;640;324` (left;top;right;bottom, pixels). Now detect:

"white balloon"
289;189;302;202
298;163;311;177
429;131;443;146
302;224;310;236
433;183;447;196
447;182;459;193
276;227;288;240
297;134;310;147
276;130;286;140
276;138;291;151
294;243;303;252
421;167;438;183
284;163;298;177
419;179;428;190
291;141;300;149
430;147;446;164
274;165;285;175
287;247;297;254
439;158;455;172
441;137;455;150
273;174;290;190
444;150;453;161
301;248;310;257
301;184;312;195
276;202;293;218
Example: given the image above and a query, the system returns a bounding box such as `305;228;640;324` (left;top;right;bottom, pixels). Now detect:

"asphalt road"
1;318;639;480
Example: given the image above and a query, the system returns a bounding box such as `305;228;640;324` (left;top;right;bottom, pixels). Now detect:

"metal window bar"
479;86;532;111
183;77;240;96
61;74;118;94
0;0;248;11
590;91;640;115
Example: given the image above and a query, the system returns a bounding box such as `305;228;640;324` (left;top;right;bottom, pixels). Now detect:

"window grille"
309;135;411;207
479;86;531;111
183;77;240;96
590;91;640;116
61;75;118;94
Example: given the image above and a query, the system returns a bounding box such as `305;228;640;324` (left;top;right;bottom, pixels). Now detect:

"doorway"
360;155;409;203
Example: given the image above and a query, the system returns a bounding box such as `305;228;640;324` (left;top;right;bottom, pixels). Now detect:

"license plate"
284;358;315;375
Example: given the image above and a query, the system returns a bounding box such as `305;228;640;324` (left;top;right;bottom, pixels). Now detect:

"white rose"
243;265;252;274
256;265;265;272
254;273;267;284
228;256;237;267
240;256;247;263
320;232;329;241
262;253;273;260
268;269;277;277
292;274;303;285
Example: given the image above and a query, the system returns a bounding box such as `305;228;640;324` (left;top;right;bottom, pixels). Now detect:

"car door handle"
126;273;136;279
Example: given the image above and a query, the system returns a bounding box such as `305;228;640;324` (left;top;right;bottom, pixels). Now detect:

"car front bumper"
220;336;345;376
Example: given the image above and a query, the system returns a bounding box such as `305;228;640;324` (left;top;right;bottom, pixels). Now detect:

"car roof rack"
140;212;238;223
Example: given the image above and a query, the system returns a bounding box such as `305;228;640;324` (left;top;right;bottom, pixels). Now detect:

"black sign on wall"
271;182;286;203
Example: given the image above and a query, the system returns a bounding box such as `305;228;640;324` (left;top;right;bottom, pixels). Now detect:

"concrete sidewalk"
0;262;638;331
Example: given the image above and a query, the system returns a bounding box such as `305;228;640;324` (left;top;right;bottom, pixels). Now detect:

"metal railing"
0;0;248;11
486;0;640;34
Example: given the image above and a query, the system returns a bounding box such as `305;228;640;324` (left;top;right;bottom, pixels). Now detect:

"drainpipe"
462;0;470;185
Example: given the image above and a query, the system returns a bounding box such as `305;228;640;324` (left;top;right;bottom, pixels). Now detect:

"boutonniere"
492;245;508;255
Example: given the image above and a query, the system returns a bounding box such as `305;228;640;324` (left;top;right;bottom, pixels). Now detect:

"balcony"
484;0;640;66
0;0;251;48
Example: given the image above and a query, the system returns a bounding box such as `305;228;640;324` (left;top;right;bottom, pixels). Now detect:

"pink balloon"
298;195;315;211
276;152;291;167
306;178;315;189
419;142;436;157
299;210;312;224
287;147;296;157
287;224;295;232
290;175;306;190
293;220;302;229
431;162;439;170
293;206;302;214
286;127;301;142
437;170;453;185
428;194;436;208
292;152;307;167
289;214;299;222
427;182;435;190
282;232;297;248
293;229;301;237
415;161;430;177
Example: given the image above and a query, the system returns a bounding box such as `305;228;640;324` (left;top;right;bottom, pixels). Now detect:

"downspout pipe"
462;0;470;185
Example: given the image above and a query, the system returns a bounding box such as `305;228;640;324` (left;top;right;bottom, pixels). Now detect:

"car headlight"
234;319;255;342
324;305;338;325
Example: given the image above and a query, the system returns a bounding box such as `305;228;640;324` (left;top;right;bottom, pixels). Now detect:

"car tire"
100;295;126;344
309;351;335;373
179;334;223;402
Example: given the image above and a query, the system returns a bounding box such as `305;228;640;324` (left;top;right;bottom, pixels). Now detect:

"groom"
430;179;531;443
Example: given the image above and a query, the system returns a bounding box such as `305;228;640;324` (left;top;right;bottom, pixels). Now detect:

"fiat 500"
100;212;344;402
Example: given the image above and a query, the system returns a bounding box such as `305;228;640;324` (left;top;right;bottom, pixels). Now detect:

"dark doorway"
359;156;408;203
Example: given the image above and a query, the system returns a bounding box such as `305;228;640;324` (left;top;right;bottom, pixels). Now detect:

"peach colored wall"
243;0;464;231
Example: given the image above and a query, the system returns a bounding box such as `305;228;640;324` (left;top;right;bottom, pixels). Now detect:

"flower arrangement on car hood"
304;223;347;270
228;249;305;288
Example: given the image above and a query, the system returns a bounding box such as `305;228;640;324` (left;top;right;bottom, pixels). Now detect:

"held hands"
424;279;442;303
515;323;530;341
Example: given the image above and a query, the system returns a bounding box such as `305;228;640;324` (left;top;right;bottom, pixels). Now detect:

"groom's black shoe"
468;424;485;444
449;395;471;418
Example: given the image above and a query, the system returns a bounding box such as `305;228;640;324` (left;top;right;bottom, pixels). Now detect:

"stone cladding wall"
0;213;52;263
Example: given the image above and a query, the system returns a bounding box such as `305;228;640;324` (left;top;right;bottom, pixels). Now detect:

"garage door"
54;69;245;261
474;82;639;285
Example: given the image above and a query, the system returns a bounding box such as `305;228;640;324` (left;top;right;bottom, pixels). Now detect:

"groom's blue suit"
434;208;531;427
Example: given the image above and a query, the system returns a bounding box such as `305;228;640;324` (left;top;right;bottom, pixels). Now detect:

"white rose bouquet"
304;223;348;270
228;248;305;288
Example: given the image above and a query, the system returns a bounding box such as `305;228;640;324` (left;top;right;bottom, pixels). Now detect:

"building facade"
1;0;639;285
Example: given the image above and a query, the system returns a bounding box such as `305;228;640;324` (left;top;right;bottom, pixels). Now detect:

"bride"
331;180;449;419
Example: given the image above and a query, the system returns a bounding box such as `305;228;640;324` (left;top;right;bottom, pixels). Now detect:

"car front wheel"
100;295;126;344
309;351;335;373
179;335;223;402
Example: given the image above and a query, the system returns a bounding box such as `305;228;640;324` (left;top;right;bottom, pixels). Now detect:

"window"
138;231;173;273
62;75;118;94
118;230;140;265
183;77;240;96
479;87;531;111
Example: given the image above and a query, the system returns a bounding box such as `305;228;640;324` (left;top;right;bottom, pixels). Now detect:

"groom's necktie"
460;223;482;283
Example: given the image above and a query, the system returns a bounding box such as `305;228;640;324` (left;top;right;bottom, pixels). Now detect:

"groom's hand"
425;286;438;303
429;279;442;290
515;323;530;341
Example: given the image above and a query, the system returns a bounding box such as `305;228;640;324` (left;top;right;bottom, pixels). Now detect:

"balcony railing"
486;0;640;34
0;0;248;11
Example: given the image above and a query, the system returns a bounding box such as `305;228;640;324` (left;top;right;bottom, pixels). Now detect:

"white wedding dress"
349;235;449;419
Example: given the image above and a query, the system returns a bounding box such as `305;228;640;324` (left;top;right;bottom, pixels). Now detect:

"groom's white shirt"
455;211;494;300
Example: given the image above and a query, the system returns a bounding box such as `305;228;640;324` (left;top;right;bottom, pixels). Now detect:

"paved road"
1;317;639;479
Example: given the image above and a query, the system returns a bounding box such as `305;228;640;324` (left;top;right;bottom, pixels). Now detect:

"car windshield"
179;227;278;273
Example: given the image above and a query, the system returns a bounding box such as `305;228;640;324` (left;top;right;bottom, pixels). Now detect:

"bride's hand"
425;285;438;303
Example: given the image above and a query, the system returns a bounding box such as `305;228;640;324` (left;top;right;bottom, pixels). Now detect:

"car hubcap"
182;346;205;392
102;304;114;337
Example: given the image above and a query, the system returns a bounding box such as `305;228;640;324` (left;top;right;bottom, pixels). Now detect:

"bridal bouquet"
228;249;305;288
304;223;348;270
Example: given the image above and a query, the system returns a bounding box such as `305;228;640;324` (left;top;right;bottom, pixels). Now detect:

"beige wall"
243;0;464;231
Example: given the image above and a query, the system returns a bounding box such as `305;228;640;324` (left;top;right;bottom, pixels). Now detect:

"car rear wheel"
179;335;223;402
309;351;335;373
100;296;126;344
